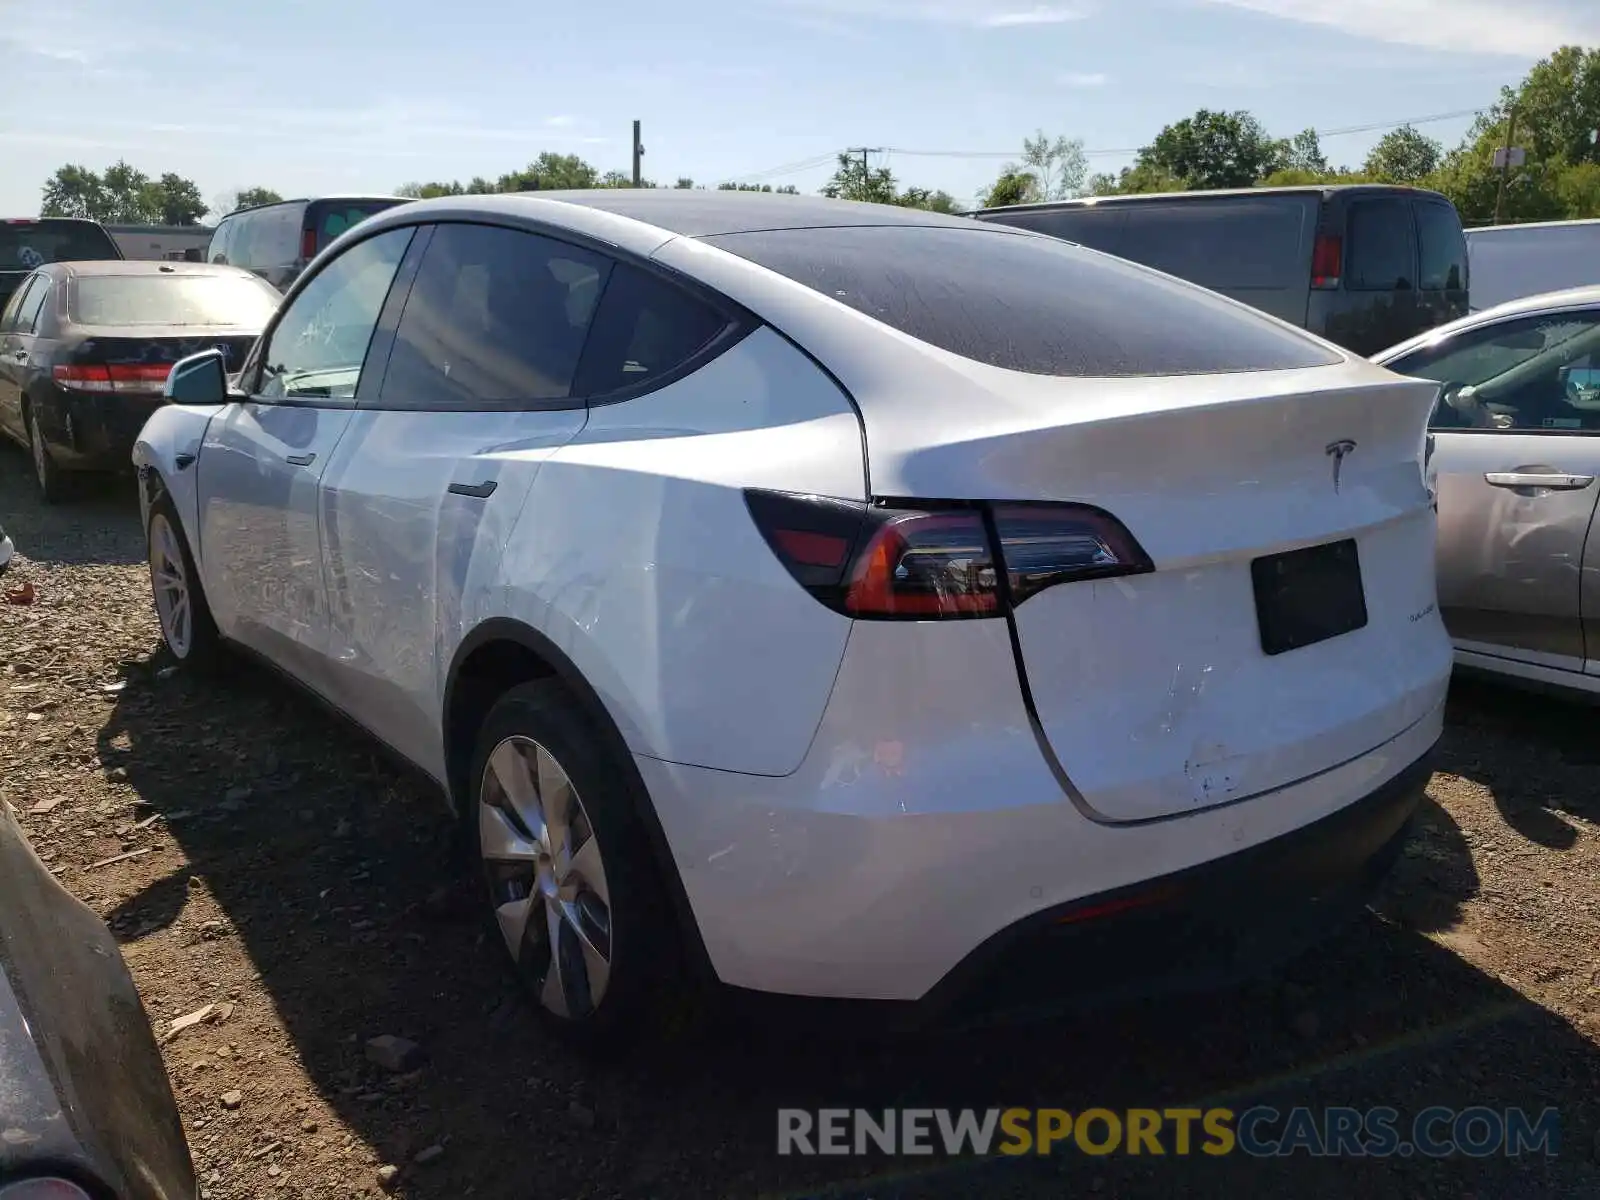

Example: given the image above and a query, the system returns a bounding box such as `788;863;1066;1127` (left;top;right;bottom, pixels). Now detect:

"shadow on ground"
1438;675;1598;851
92;646;1599;1199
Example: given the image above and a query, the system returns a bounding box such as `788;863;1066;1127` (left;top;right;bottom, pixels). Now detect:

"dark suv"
973;185;1468;355
0;217;123;309
206;195;406;291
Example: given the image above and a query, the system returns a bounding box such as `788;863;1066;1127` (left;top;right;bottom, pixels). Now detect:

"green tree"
1019;131;1088;200
896;187;959;213
982;170;1034;208
1555;161;1600;217
1283;128;1328;175
99;160;153;222
396;181;465;199
498;152;600;192
150;173;207;225
41;164;105;219
820;152;899;204
231;186;284;211
1258;167;1329;187
1363;125;1442;183
716;182;799;193
674;176;696;189
1085;171;1121;197
1135;109;1282;189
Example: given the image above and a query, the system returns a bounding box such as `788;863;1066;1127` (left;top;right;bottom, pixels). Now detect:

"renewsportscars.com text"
777;1106;1560;1158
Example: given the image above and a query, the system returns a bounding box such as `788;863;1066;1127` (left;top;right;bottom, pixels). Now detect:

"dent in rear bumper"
638;617;1447;1002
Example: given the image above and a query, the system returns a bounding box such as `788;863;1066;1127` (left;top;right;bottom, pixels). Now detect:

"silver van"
206;195;405;292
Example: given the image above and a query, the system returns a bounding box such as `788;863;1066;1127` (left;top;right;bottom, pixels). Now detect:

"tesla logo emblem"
1326;439;1357;493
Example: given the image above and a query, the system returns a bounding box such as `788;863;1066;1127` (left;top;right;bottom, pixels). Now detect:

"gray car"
0;799;196;1197
1375;285;1600;696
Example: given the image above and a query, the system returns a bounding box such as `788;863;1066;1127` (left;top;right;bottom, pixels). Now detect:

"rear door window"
2;276;41;331
1346;199;1416;291
13;277;49;333
574;263;731;396
1115;198;1312;290
376;223;611;408
703;224;1341;377
1416;202;1466;292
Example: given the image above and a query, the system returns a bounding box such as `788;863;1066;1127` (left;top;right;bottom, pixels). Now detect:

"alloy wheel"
478;735;613;1019
148;514;193;658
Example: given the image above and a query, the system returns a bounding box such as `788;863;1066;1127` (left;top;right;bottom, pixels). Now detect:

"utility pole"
631;120;643;188
843;147;883;198
1493;104;1518;224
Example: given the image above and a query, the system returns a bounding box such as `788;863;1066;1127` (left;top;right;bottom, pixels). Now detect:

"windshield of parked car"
0;220;120;270
703;224;1341;376
71;274;280;327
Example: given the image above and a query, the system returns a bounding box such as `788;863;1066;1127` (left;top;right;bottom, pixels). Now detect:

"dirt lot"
2;453;1600;1199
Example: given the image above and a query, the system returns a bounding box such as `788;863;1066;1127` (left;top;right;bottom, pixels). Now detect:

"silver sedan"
1376;285;1600;695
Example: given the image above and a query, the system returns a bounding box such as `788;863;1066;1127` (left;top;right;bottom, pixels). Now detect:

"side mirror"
165;349;229;406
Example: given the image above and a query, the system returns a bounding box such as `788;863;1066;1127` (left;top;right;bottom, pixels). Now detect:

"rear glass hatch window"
71;274;280;326
702;224;1340;376
1;220;119;270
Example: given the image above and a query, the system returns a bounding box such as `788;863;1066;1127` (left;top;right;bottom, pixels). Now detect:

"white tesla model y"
133;192;1451;1038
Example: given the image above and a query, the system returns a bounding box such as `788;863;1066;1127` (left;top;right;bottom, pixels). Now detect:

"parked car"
0;261;279;502
0;218;123;309
135;192;1450;1038
1375;285;1600;696
0;800;197;1197
973;185;1468;356
1466;218;1600;312
205;196;406;292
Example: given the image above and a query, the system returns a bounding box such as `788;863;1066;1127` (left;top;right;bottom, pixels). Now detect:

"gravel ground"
3;450;1600;1199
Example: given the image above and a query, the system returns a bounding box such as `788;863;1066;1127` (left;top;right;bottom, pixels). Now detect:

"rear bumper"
637;619;1449;1004
35;386;163;472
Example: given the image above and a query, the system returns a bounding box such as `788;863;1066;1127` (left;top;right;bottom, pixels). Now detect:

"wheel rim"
29;416;48;487
148;514;193;658
478;735;612;1019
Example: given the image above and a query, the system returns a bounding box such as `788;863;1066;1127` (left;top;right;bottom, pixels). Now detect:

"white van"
1466;218;1600;311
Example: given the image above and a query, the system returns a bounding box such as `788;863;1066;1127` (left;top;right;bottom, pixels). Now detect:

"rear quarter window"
703;225;1341;377
1114;198;1313;291
1345;199;1417;291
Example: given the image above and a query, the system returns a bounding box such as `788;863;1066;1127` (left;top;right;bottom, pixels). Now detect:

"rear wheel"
147;498;222;670
468;681;679;1047
25;406;69;504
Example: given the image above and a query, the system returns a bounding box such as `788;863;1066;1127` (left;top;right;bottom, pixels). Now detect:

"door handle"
1484;471;1595;491
447;480;498;499
285;452;316;467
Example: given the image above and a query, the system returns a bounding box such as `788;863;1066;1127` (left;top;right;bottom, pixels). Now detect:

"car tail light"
1311;233;1342;289
744;490;1151;619
53;363;171;394
0;1180;96;1199
301;227;318;259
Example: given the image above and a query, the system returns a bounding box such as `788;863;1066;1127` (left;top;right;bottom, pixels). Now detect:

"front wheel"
147;498;222;670
468;681;680;1047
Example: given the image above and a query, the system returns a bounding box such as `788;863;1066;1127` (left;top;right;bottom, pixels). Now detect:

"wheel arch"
442;617;718;986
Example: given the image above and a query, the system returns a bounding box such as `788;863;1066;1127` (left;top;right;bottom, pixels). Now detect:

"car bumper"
636;620;1447;1005
35;387;165;472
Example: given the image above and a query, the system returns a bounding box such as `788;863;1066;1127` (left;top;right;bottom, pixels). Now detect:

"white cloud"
543;115;577;128
982;6;1086;26
1202;0;1600;58
1058;70;1109;86
778;0;1091;29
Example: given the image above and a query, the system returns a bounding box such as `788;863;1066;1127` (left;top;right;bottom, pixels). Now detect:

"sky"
1;0;1597;217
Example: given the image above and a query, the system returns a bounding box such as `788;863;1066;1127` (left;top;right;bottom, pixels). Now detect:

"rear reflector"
53;363;171;394
1311;233;1342;290
744;490;1151;620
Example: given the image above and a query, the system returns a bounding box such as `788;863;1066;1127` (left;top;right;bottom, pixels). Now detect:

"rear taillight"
744;490;1151;619
301;227;318;259
1311;233;1342;289
53;363;170;394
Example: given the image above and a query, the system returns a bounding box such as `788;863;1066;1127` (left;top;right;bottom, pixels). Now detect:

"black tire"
467;680;680;1049
145;495;223;671
25;405;71;505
